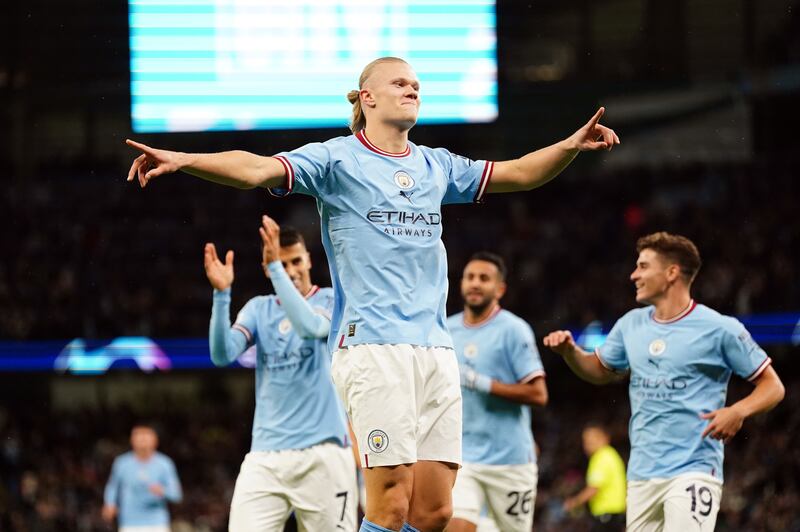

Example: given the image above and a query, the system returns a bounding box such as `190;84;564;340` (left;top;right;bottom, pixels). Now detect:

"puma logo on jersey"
399;190;415;203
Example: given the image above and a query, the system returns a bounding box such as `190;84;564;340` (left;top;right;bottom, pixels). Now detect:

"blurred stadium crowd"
1;372;797;531
1;149;798;532
1;158;797;341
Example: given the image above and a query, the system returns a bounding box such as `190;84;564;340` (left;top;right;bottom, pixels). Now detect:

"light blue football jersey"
103;451;182;527
448;307;546;465
596;301;772;481
233;286;350;451
271;131;494;352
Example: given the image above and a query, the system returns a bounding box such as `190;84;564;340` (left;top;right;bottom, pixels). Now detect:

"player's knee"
409;501;453;532
369;488;410;529
374;503;409;529
429;502;454;530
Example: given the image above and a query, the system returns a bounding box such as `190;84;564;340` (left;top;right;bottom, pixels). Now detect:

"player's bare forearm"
490;377;548;406
544;330;619;385
732;366;784;418
488;139;579;193
126;139;287;190
487;107;620;193
562;347;620;386
181;151;285;189
701;367;783;442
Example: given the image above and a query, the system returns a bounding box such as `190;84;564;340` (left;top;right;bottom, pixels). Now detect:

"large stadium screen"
129;0;498;133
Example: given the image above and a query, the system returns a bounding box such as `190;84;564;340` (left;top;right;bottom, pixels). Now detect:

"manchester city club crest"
649;338;667;356
367;429;389;453
464;343;479;359
278;318;292;335
394;171;415;189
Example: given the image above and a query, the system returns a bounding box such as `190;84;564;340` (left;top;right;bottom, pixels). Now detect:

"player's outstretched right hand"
204;243;234;291
126;139;184;188
542;330;577;357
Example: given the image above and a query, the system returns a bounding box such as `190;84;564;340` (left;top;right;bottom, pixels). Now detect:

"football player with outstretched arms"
128;56;618;532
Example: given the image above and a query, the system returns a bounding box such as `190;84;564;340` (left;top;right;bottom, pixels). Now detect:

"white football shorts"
331;344;462;468
451;462;538;532
228;442;357;532
627;472;722;532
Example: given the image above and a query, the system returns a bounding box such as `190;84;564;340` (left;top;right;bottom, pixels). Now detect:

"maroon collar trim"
355;130;411;157
652;299;697;324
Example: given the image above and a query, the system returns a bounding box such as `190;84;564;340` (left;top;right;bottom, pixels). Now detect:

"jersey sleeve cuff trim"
474;160;494;203
232;324;253;344
594;347;626;373
746;356;772;382
519;370;546;384
268;156;294;197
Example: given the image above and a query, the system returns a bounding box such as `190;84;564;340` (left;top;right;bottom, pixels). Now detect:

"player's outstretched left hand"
568;107;620;152
126;139;185;188
700;405;745;443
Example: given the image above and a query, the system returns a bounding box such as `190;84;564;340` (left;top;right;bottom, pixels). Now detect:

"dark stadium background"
1;1;799;530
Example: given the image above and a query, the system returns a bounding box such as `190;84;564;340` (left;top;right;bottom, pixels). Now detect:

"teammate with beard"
447;253;548;532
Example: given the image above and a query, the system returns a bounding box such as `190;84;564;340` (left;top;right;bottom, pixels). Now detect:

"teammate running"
544;232;784;531
447;252;547;532
103;424;182;532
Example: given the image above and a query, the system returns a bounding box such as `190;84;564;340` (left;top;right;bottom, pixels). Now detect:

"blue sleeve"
596;318;629;372
430;147;494;205
269;141;333;199
103;458;121;506
209;289;252;367
720;318;771;381
508;321;545;382
268;261;331;339
162;458;183;503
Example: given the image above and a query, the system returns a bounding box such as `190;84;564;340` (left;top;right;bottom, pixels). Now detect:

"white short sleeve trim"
594;347;627;374
746;357;772;382
519;370;546;384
